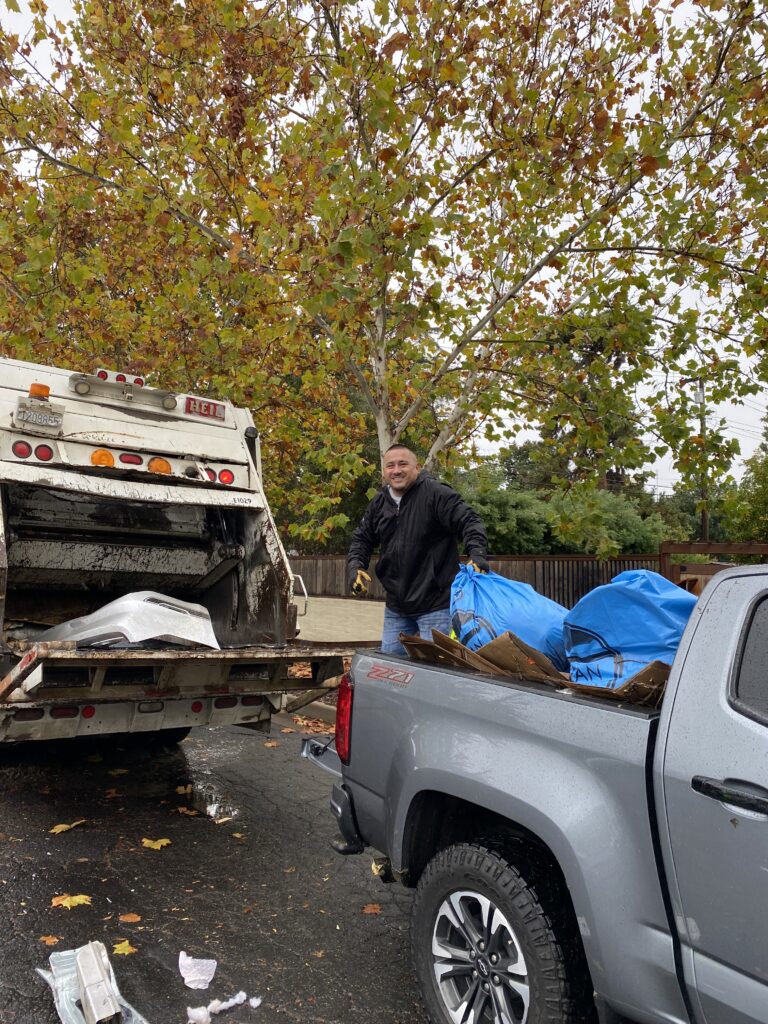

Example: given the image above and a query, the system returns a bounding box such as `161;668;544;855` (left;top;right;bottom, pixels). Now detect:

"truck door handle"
691;775;768;815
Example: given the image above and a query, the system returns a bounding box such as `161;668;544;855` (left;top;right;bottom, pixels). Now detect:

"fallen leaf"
49;819;86;835
283;866;297;874
176;784;192;795
39;935;61;946
141;837;171;850
104;788;119;799
311;949;325;958
108;768;129;777
232;832;245;839
362;903;382;915
280;727;295;734
214;816;233;825
51;894;92;910
113;939;137;955
292;715;333;735
177;806;199;816
119;913;141;923
263;740;280;748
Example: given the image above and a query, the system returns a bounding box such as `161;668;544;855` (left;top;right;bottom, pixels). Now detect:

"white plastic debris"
37;940;150;1024
179;950;218;990
186;990;259;1023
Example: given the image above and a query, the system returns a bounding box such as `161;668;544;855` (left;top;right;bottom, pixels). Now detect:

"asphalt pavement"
0;703;424;1023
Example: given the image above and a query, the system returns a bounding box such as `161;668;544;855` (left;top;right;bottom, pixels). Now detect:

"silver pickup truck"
304;565;768;1024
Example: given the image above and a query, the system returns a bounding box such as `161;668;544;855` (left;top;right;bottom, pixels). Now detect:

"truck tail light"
218;469;234;485
35;444;54;462
13;708;44;721
335;672;353;765
29;382;50;399
214;696;237;709
51;706;79;719
148;457;172;475
12;441;32;458
119;452;143;465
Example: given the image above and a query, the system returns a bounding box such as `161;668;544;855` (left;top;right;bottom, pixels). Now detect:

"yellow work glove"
468;555;490;573
351;569;372;596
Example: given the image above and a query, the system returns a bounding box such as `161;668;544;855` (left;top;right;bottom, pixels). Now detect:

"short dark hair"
384;443;417;456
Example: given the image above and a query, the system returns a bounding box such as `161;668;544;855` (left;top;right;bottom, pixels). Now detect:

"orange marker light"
91;449;115;467
29;382;50;400
148;457;172;475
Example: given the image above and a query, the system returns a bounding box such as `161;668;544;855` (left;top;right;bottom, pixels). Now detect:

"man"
347;444;489;655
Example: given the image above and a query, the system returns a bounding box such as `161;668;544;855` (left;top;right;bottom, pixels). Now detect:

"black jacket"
346;472;487;615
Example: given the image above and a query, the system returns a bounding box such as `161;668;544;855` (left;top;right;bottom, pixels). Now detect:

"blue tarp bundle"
450;564;569;670
564;569;697;689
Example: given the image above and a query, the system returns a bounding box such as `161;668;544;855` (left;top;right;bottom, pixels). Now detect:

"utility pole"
697;379;710;543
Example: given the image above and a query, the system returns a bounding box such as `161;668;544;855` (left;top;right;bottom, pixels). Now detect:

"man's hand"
350;569;372;596
468;555;490;573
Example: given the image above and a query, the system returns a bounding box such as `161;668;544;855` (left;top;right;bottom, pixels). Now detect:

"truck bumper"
330;782;365;855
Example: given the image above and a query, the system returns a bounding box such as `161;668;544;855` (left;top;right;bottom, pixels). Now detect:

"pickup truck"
304;565;768;1024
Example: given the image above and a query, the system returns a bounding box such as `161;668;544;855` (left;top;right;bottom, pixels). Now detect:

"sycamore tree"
0;0;766;543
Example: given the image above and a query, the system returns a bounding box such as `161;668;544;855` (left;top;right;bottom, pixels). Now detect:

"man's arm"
346;502;377;591
433;483;488;566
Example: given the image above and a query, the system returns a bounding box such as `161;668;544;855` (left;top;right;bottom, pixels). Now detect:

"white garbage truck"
0;356;353;743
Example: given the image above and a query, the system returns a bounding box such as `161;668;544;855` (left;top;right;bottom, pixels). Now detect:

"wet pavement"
0;721;424;1023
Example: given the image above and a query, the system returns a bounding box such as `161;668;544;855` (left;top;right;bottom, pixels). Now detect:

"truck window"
735;596;768;724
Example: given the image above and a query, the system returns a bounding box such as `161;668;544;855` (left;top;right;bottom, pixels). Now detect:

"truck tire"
411;841;593;1024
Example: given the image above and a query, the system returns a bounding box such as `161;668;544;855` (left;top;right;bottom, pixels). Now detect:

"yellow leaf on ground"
263;740;279;748
176;784;192;795
39;935;61;946
280;727;294;734
362;903;382;915
119;913;141;923
113;939;137;955
108;769;129;777
49;819;86;835
311;949;325;958
177;806;199;816
214;816;233;825
51;894;92;910
141;837;171;850
104;788;119;799
232;832;245;839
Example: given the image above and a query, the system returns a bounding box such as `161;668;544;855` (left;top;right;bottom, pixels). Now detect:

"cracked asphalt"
0;719;424;1024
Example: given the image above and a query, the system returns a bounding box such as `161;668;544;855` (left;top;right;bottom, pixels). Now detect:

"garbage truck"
0;356;353;743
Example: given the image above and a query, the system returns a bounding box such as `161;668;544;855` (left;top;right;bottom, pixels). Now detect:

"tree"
454;465;552;554
0;0;766;540
547;488;668;556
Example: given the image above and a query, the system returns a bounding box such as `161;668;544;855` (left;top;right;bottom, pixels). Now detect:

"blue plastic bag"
450;564;569;670
564;569;697;689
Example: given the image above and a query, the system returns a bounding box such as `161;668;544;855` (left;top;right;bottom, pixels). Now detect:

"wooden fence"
289;554;661;609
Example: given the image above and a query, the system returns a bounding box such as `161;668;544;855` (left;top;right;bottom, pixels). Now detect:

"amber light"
148;457;172;475
29;382;50;399
91;448;115;467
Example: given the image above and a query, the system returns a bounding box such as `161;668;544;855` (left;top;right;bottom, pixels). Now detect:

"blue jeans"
381;606;452;656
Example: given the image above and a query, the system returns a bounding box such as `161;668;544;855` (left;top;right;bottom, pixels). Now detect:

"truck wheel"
412;841;592;1024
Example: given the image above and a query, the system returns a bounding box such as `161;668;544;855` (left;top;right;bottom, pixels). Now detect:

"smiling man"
346;444;488;655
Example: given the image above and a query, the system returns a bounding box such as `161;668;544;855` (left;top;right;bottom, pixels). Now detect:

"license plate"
16;407;64;430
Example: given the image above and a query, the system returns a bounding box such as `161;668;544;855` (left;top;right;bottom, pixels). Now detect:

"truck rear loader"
0;356;351;743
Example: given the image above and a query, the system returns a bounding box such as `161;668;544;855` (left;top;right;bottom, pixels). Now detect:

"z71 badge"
367;664;414;687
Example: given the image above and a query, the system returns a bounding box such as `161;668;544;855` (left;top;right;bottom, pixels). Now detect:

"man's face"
383;448;420;496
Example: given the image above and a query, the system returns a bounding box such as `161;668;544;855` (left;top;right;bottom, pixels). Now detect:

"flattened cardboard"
399;633;506;676
563;659;670;708
475;632;566;685
400;627;670;707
